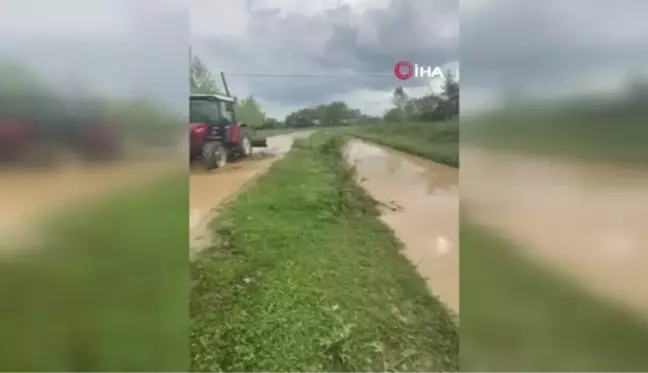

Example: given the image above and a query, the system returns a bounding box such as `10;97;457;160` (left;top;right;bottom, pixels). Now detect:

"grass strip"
349;121;458;167
462;116;648;166
191;134;458;372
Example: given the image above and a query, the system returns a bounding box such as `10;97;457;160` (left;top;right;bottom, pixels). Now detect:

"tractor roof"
190;93;236;103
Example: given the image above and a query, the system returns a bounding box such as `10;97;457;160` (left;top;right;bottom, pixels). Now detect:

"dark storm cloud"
461;0;648;95
192;0;458;106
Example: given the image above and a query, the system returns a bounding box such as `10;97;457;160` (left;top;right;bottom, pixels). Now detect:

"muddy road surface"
190;131;312;256
462;147;648;318
0;157;179;255
345;139;459;314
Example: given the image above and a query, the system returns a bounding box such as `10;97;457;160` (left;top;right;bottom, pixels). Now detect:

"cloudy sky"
0;0;188;112
191;0;459;118
460;0;648;113
1;0;645;117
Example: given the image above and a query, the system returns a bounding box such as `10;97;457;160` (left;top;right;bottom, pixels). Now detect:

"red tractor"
189;73;266;170
0;93;121;166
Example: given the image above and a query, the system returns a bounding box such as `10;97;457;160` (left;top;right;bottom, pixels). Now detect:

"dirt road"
345;139;459;313
189;131;312;255
462;148;648;318
0;158;178;255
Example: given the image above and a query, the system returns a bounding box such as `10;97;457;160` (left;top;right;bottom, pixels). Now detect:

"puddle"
189;156;276;255
462;147;648;318
345;139;459;313
189;131;313;257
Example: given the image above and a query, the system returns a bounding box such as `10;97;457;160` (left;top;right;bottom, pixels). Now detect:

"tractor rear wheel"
236;134;252;158
201;141;227;170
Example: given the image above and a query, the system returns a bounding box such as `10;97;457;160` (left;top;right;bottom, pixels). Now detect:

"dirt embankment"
345;139;459;313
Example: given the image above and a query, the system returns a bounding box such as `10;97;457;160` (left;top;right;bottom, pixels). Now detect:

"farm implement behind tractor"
189;72;267;170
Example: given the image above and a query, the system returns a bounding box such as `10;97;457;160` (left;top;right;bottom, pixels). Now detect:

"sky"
460;0;648;114
1;0;645;118
0;0;188;112
190;0;459;119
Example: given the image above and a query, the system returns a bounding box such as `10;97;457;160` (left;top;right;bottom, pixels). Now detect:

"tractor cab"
190;93;237;141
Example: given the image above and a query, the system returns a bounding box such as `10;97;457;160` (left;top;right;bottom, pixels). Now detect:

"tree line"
283;101;381;128
190;52;459;129
281;71;459;128
386;71;459;122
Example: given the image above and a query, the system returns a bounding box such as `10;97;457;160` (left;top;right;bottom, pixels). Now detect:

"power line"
221;72;396;78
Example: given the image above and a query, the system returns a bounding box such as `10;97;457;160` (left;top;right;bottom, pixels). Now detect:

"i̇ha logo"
394;60;444;81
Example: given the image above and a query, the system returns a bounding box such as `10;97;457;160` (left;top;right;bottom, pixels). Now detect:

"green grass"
461;218;648;371
191;134;458;372
0;174;188;371
349;120;458;167
462;114;648;166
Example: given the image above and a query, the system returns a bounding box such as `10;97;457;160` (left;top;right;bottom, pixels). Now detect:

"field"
190;134;458;372
0;174;189;371
349;120;459;167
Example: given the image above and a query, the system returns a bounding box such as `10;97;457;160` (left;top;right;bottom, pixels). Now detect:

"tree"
262;117;283;129
0;60;53;96
283;100;366;128
391;85;409;122
392;86;407;107
440;70;459;119
383;107;401;122
383;74;460;123
235;96;266;128
325;101;352;125
190;55;221;94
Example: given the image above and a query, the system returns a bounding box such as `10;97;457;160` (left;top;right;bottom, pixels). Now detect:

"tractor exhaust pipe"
221;71;268;148
220;72;231;97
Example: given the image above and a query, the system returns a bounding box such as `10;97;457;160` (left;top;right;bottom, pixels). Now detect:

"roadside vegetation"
350;119;458;167
349;72;459;167
462;77;648;165
190;134;458;372
461;219;648;371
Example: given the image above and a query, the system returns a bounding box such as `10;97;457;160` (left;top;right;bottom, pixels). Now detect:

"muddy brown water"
189;131;312;256
462;147;648;318
345;139;459;314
